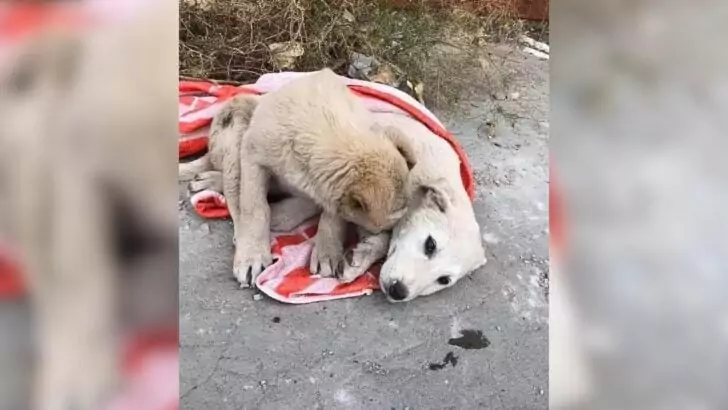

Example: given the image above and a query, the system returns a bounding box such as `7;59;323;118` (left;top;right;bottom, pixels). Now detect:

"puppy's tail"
179;94;259;182
212;93;260;129
179;155;211;181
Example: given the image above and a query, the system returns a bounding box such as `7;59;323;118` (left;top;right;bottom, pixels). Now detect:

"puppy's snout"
386;280;408;301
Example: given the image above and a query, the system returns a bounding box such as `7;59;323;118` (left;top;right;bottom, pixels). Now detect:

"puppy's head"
338;126;417;233
378;180;487;302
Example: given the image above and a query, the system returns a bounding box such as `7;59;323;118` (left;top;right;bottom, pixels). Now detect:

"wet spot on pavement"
448;329;490;349
428;351;458;370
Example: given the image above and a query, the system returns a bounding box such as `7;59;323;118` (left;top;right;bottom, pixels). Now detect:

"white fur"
360;113;487;301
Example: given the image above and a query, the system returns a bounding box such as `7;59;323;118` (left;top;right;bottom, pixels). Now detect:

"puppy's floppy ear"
344;191;368;213
415;179;453;213
381;125;417;170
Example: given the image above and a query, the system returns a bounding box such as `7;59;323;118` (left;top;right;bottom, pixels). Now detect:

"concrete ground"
0;45;547;410
179;47;549;409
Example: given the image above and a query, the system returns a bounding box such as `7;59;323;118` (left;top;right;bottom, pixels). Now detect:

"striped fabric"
179;72;475;303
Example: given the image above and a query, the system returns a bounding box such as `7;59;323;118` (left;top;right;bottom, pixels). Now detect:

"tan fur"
179;94;321;233
243;69;416;228
200;94;260;245
226;69;416;284
0;3;177;410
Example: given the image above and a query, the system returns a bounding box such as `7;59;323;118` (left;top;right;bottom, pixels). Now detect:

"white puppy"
344;112;487;301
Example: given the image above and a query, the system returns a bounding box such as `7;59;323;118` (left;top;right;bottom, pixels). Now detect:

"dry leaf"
413;82;425;103
369;64;397;86
268;41;304;69
342;10;355;23
183;0;213;11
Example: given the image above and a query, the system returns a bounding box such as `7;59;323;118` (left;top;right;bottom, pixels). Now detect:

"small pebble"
509;91;521;100
539;388;544;395
253;294;263;301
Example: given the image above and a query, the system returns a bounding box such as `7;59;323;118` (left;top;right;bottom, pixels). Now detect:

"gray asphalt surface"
180;49;549;410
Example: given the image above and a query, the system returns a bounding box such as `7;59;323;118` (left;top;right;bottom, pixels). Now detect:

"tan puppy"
229;69;416;286
180;95;321;235
0;3;178;410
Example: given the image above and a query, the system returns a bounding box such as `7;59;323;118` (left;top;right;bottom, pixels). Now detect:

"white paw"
339;243;377;283
339;232;390;283
233;240;272;288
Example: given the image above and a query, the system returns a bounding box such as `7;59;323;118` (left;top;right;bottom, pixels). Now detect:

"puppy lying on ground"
0;4;177;410
344;112;487;301
182;90;486;299
183;69;417;287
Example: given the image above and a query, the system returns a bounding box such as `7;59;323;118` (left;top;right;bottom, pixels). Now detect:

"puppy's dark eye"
437;276;451;286
424;235;436;257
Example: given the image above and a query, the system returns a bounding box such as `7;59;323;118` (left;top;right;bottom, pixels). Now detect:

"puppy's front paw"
310;234;345;278
233;240;273;288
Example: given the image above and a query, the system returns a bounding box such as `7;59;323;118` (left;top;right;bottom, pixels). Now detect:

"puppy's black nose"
387;281;408;301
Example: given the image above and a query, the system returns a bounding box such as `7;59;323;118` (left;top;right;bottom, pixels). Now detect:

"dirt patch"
180;0;542;109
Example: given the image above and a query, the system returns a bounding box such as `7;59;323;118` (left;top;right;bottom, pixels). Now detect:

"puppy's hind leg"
186;173;321;233
188;170;223;194
340;230;391;283
270;196;320;232
178;154;211;182
233;157;273;288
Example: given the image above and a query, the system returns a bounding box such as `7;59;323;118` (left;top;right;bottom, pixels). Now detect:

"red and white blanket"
179;72;475;303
